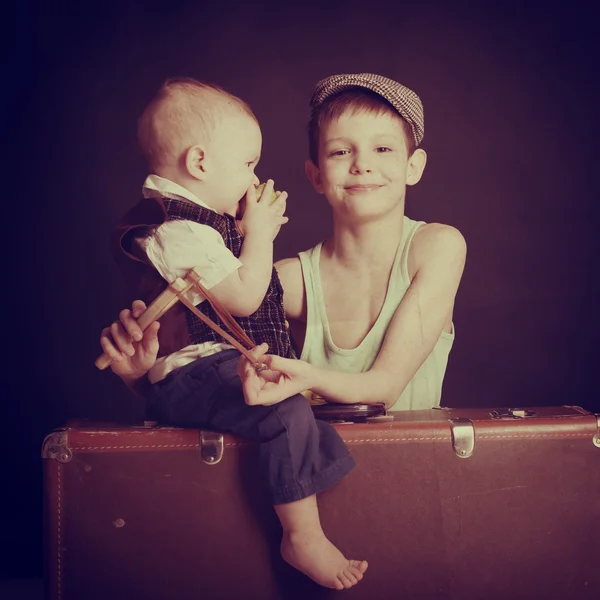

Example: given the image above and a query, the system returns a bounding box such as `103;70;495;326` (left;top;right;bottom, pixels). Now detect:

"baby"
105;77;367;590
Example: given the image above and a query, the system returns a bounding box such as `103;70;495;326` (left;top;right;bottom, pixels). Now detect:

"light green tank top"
298;216;454;411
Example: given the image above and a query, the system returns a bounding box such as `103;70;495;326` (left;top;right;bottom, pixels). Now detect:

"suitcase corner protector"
593;414;600;448
41;430;72;462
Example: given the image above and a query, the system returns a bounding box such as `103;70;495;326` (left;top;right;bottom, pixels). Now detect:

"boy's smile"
344;183;386;193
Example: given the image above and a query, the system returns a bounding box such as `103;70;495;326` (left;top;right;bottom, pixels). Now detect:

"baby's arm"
208;180;288;316
244;225;466;408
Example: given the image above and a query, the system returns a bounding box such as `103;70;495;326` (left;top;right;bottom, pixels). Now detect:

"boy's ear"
185;145;207;180
305;159;324;194
406;148;427;187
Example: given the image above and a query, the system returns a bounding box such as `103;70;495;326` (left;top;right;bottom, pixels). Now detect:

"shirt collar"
142;174;216;213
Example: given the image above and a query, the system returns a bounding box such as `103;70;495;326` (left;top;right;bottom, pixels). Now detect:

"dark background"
5;0;599;580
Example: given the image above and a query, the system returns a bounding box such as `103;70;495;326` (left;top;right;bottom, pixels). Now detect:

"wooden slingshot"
95;267;267;372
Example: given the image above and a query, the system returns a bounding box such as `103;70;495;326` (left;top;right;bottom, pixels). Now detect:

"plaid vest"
112;196;293;359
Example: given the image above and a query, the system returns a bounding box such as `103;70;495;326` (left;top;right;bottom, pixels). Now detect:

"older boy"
108;77;368;590
240;73;465;408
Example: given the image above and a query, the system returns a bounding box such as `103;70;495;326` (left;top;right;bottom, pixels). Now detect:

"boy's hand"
99;300;159;382
237;344;311;406
238;179;289;241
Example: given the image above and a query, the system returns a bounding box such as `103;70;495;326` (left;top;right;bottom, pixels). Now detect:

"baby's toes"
349;564;365;581
344;568;359;586
350;559;369;574
338;572;356;589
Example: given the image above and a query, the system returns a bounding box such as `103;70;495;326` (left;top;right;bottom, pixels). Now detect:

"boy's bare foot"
281;530;368;590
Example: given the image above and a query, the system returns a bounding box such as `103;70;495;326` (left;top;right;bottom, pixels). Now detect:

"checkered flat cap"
310;73;424;146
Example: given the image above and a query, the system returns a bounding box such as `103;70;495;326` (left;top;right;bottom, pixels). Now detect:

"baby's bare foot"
281;531;368;590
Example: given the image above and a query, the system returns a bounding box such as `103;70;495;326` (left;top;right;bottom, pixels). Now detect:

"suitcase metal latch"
449;418;475;459
200;431;224;465
593;415;600;449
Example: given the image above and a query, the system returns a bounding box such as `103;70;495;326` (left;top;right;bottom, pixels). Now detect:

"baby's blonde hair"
137;77;257;170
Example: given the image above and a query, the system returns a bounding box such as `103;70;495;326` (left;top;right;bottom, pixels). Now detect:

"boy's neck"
326;205;406;268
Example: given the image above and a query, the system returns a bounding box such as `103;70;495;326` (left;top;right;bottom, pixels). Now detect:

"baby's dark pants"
146;349;355;505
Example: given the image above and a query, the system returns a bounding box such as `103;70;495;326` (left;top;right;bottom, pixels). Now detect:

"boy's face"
310;110;419;220
203;112;262;213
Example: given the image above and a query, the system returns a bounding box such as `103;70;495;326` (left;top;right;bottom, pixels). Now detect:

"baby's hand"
239;179;288;241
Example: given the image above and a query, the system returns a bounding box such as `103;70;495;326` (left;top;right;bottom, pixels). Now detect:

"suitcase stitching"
57;464;62;600
480;433;592;439
72;444;199;450
343;433;592;443
70;442;256;449
68;432;592;451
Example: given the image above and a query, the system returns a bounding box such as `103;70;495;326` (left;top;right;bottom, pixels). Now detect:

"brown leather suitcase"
42;405;600;600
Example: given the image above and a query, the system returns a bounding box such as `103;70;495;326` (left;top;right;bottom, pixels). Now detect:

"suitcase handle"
491;408;538;419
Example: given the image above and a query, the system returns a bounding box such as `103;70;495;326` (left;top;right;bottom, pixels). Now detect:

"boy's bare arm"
275;257;308;355
274;257;305;319
305;224;466;408
208;182;288;317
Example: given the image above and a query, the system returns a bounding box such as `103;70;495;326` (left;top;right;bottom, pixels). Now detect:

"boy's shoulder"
409;222;467;277
414;221;465;245
274;256;302;290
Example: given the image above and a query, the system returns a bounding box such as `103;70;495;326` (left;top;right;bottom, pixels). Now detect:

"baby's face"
315;110;411;219
204;112;262;213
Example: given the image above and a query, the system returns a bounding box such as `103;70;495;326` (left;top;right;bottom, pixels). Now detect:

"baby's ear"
406;148;427;186
305;159;324;194
185;145;206;180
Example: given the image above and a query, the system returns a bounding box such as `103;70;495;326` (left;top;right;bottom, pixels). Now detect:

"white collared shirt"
138;175;240;382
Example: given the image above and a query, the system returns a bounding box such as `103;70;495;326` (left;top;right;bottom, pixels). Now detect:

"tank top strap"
297;241;325;343
396;216;425;289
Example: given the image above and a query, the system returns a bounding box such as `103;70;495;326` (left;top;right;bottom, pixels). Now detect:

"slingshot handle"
94;278;191;370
